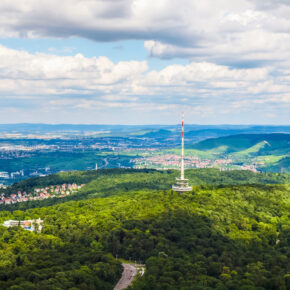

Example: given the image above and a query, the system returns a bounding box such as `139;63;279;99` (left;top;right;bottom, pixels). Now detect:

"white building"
0;172;9;179
3;218;43;232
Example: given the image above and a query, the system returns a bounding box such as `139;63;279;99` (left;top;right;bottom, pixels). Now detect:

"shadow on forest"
102;209;290;289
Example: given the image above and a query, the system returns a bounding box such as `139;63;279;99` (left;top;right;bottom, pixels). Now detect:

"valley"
1;126;289;186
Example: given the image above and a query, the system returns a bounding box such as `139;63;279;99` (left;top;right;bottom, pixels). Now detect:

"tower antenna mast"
172;112;192;193
181;111;185;180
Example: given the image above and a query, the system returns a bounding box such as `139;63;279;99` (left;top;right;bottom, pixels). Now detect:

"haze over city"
0;0;289;125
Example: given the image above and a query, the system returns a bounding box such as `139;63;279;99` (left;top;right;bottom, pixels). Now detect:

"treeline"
0;180;289;289
3;168;156;194
8;168;290;194
1;168;289;212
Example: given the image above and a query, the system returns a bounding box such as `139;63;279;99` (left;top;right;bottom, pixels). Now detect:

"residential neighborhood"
0;183;85;205
133;154;258;172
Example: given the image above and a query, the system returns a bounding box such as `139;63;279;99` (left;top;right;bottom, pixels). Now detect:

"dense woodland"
0;168;289;289
2;168;289;212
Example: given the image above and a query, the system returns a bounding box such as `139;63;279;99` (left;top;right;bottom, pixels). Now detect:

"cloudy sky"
0;0;289;124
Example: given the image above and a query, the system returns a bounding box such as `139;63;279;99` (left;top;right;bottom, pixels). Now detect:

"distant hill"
139;129;174;138
186;129;243;138
134;126;290;144
190;133;290;155
263;156;290;173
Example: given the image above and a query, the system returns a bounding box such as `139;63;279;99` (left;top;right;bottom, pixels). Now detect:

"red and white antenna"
172;112;192;192
181;112;185;180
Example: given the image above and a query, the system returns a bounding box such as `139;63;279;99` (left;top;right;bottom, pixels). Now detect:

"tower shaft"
181;112;184;180
172;112;192;193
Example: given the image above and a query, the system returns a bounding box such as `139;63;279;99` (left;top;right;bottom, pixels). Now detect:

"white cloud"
0;44;289;124
0;0;290;66
0;0;290;67
0;0;289;123
0;45;148;97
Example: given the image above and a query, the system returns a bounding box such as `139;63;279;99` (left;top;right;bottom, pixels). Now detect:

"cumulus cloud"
0;45;148;97
0;44;289;124
0;0;289;123
0;0;290;67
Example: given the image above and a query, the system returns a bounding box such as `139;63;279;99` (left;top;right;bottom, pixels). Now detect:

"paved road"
114;264;138;290
99;158;109;169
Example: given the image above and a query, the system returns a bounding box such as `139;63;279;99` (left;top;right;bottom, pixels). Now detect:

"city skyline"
0;0;289;125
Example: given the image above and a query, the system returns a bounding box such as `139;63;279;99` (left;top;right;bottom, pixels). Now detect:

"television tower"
172;112;192;192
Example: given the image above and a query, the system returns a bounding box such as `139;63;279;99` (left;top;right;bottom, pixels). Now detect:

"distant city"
0;124;289;186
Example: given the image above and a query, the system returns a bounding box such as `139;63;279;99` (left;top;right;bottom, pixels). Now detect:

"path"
99;158;109;169
114;264;138;290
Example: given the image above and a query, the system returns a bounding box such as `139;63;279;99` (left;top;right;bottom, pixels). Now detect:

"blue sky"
0;0;289;124
0;37;188;70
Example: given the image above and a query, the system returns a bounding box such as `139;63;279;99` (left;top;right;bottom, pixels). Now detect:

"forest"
0;168;289;289
2;168;290;212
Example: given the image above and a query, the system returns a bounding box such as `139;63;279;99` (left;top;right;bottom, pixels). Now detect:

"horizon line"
0;123;290;127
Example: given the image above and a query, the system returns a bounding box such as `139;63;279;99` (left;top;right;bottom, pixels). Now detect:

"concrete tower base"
172;177;192;192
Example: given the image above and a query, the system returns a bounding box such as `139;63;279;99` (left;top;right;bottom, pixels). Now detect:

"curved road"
99;158;109;169
114;264;138;290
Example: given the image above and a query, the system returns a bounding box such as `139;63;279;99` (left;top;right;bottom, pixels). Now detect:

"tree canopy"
0;168;289;289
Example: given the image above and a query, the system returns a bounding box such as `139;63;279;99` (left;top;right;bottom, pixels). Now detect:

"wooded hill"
2;168;290;212
190;133;290;155
0;168;289;289
186;133;290;172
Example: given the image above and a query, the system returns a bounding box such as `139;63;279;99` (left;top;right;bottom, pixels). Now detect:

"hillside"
1;168;290;212
263;156;290;173
191;133;290;154
0;169;289;289
131;127;290;145
140;129;175;139
185;133;290;172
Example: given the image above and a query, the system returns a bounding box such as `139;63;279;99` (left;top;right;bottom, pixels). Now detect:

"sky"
0;0;289;125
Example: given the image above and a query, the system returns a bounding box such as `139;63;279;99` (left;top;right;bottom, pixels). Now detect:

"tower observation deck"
172;112;192;193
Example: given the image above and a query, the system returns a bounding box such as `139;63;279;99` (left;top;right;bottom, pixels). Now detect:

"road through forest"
114;264;137;290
